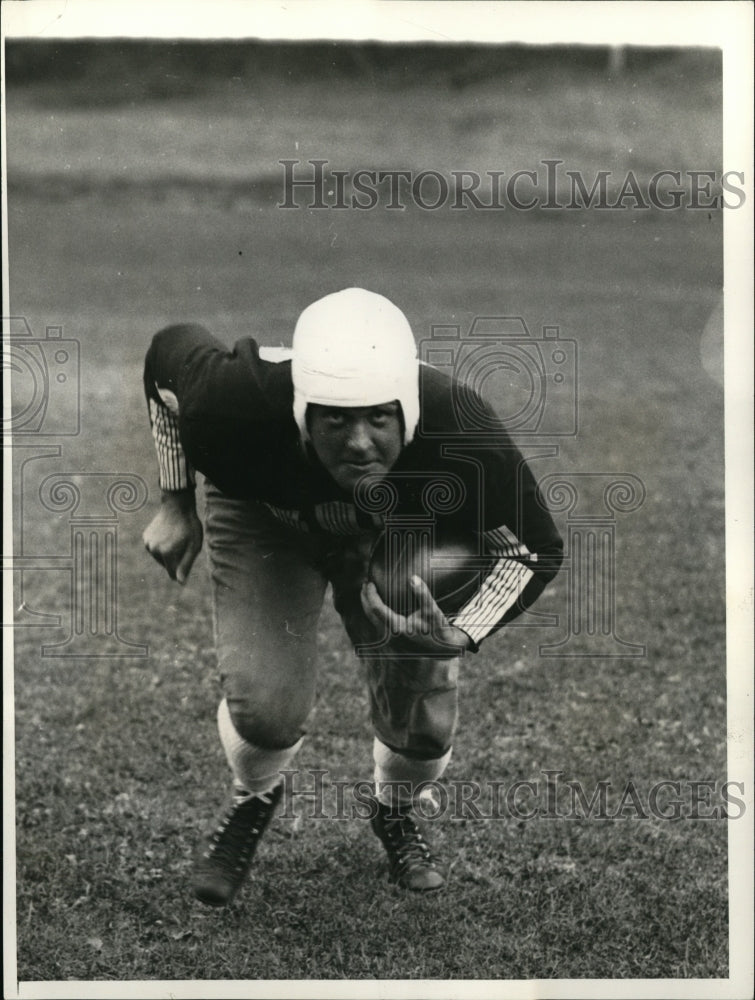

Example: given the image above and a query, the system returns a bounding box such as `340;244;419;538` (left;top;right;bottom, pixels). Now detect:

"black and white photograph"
2;1;753;997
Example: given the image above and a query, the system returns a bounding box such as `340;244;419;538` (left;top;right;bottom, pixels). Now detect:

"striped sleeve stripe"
483;525;532;560
148;398;195;491
450;558;534;645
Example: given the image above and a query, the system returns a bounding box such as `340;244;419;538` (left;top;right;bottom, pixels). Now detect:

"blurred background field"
7;42;721;193
6;41;728;983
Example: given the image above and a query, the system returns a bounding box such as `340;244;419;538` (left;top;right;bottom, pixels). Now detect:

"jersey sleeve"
143;324;229;492
448;522;561;648
143;323;297;499
147;396;196;492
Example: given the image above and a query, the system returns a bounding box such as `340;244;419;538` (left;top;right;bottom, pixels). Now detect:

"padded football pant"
203;482;460;761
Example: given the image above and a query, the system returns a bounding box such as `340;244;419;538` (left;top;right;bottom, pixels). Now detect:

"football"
368;529;496;617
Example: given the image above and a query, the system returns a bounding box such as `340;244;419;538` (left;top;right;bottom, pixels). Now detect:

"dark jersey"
144;323;563;646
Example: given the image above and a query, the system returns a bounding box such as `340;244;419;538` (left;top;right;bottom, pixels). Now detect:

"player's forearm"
449;557;534;647
147;397;196;491
450;540;563;648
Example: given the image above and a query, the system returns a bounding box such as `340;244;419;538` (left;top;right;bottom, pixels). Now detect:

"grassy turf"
7;55;728;984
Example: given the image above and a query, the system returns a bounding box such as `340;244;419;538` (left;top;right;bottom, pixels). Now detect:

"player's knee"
228;700;306;749
219;646;316;748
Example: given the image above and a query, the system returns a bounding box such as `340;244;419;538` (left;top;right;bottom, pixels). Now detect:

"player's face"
308;401;403;493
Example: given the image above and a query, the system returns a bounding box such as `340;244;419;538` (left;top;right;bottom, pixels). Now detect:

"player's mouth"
342;460;383;474
337;460;387;484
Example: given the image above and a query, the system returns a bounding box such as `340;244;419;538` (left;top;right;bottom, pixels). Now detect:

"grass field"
6;47;730;986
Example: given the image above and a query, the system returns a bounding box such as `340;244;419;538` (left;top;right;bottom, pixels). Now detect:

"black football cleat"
371;800;445;891
193;783;283;907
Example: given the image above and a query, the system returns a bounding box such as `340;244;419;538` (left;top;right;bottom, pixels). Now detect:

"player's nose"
344;419;373;455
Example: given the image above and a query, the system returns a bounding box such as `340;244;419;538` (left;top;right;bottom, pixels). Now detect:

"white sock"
372;737;452;808
217;698;302;796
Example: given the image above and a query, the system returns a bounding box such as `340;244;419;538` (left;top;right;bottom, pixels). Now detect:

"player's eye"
369;405;398;426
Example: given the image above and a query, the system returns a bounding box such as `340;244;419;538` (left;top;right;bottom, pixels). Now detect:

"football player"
142;288;562;905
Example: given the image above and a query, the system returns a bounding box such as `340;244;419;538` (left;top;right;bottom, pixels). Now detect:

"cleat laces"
193;784;282;906
371;802;445;890
204;790;276;874
381;815;434;874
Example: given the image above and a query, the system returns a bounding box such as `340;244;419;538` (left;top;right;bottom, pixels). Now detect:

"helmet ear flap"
396;404;406;443
294;392;310;442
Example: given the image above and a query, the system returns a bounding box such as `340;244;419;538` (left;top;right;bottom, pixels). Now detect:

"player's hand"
142;490;203;585
360;575;472;657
